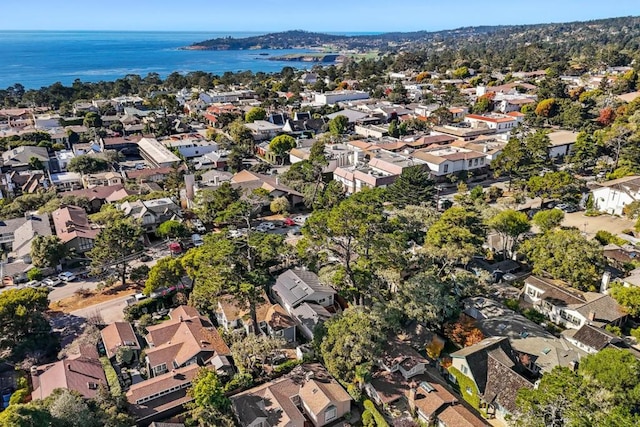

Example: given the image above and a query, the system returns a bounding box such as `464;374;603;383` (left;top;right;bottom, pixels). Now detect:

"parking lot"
562;211;635;239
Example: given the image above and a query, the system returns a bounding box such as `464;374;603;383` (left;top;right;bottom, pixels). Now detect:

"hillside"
187;16;640;53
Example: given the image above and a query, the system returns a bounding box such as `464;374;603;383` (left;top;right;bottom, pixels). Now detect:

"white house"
522;276;627;330
164;137;218;159
464;113;520;133
592;176;640;215
547;130;579;159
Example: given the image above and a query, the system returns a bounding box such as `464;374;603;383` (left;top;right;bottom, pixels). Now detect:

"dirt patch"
50;283;139;313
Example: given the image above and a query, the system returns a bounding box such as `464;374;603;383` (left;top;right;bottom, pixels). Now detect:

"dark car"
139;254;153;262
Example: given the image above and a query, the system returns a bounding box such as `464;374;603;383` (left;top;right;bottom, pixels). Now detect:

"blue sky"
1;1;638;32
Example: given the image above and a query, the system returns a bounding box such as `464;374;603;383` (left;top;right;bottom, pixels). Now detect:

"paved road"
71;294;133;324
48;277;102;302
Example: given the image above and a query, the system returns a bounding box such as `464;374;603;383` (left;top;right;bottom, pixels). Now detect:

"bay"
0;31;322;89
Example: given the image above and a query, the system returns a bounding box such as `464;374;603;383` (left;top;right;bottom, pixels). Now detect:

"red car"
283;217;296;227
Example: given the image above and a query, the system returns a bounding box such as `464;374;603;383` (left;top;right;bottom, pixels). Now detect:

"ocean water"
0;31;322;89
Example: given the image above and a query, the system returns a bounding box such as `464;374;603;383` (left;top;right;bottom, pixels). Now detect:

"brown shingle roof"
145;306;230;370
52;205;99;243
101;322;141;359
31;353;107;400
437;404;489;427
570;324;621;351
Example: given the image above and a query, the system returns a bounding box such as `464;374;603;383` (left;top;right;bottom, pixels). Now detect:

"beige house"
231;363;351;427
82;171;123;188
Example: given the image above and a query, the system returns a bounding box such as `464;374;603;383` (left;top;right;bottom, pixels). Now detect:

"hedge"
363;399;389;427
100;357;122;396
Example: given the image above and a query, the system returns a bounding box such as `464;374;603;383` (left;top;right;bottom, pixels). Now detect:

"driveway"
562;212;635;239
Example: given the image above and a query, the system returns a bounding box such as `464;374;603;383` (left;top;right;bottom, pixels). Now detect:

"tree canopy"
520;228;604;290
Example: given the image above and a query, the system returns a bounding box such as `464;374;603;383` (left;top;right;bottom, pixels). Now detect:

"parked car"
25;280;41;288
139;254;153;262
58;271;76;281
555;203;578;213
283;217;296;227
43;277;62;287
192;219;206;233
292;215;308;225
192;234;204;247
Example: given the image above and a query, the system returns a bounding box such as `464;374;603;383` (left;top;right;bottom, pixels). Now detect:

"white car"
26;280;41;288
292;216;307;225
43;277;62;287
58;272;76;281
192;219;206;233
191;234;204;247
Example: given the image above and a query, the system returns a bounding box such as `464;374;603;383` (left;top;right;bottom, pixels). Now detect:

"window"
474;158;478;166
325;405;338;422
443;164;449;173
465;386;473;395
461;365;468;375
468;160;472;167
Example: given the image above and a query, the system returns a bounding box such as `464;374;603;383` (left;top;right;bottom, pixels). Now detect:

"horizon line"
0;14;637;34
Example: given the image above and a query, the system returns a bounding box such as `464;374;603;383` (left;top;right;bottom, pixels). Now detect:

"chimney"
569;360;579;372
588;311;596;322
67;364;72;371
179;315;184;322
408;384;417;414
600;271;611;294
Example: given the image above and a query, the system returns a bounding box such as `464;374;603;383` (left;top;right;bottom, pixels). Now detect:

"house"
215;292;297;342
52;205;100;254
164;135;218;159
436;404;490;427
299;72;319;85
289;141;353;174
1;146;50;171
463;113;520;133
119;198;181;234
562;324;623;354
592;175;640;215
193;151;230;171
31;346;106;400
144;306;232;378
314;90;370;105
463;297;554;340
1;170;48;196
100;322;141;361
82;171;123;188
231;363;352;427
231;170;304;207
53;150;76;172
272;269;338;340
547;130;579;158
125;166;176;183
449;337;534;421
244;120;283;141
138;137;182;168
66;184;133;213
0;213;52;282
99;135;142;155
522;276;627;330
126;364;201;424
412;145;489;178
49;171;83;192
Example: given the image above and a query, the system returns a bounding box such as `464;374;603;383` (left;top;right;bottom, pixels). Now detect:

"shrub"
8;387;29;405
27;267;43;281
363;400;389;427
362;410;374;427
504;298;521;312
224;373;254;393
100;357;122;396
273;359;302;375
